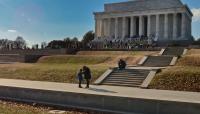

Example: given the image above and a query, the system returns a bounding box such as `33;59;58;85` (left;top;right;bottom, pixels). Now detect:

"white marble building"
94;0;193;44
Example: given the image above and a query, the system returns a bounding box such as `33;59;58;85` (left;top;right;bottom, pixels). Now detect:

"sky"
0;0;200;46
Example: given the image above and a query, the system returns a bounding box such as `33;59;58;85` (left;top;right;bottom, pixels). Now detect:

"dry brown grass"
177;55;200;66
0;100;99;114
150;49;200;92
0;51;158;83
187;49;200;55
149;66;200;92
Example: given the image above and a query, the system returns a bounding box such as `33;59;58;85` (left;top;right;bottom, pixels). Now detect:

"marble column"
95;19;98;37
147;15;151;37
122;17;126;38
164;14;169;39
130;16;135;37
139;16;143;36
181;13;186;39
107;18;111;38
100;19;104;37
156;14;160;38
115;17;118;39
173;13;177;40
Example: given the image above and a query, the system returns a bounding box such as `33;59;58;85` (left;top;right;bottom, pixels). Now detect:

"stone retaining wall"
0;86;199;114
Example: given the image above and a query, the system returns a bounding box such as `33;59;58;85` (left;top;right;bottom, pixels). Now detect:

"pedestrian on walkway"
83;66;91;88
77;69;83;88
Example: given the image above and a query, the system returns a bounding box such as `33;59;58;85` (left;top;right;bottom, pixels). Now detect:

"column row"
96;13;186;40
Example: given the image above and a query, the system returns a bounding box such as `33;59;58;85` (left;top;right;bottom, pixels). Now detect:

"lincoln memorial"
93;0;193;46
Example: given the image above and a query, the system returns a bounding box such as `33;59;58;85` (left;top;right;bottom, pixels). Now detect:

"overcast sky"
0;0;199;46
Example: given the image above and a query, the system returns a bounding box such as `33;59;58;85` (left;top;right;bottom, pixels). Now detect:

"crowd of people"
89;35;157;49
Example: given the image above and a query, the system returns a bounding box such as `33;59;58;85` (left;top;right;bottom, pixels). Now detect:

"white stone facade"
94;0;193;43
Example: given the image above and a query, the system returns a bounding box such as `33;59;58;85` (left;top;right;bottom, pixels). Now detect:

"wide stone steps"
102;82;141;87
106;76;145;79
142;56;173;67
162;47;185;56
101;69;150;87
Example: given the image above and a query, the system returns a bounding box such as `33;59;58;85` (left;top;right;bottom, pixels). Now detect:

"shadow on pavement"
88;87;117;93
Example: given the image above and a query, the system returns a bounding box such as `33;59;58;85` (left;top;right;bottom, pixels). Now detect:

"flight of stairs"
101;69;150;87
95;47;187;88
162;47;185;56
141;56;174;67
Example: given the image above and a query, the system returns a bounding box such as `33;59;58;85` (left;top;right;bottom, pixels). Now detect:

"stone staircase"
162;47;185;56
95;47;187;88
141;56;174;67
100;69;151;87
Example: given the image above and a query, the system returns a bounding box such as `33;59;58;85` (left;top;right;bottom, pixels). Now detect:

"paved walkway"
0;79;200;104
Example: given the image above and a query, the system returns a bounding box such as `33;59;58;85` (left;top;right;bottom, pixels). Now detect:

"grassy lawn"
149;49;200;92
0;63;108;83
0;51;155;83
0;100;95;114
149;66;200;92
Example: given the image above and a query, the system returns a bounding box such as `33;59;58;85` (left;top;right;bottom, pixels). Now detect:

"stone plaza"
94;0;193;46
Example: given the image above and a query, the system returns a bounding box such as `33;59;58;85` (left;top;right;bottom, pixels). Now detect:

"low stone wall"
0;55;24;63
0;86;199;114
0;49;78;63
0;48;78;55
0;55;44;63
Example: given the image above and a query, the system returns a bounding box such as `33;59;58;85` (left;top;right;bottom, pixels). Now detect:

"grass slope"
0;63;108;83
0;51;156;83
38;55;110;64
149;49;200;92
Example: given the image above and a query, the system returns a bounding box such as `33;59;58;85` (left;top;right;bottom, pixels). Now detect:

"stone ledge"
169;56;178;66
141;70;158;89
159;48;165;55
138;56;148;65
0;85;200;114
94;69;113;85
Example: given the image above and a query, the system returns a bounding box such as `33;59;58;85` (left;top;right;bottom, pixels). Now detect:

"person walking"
83;66;91;88
77;69;83;88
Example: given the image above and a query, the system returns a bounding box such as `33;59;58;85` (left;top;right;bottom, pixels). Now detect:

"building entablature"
94;6;192;20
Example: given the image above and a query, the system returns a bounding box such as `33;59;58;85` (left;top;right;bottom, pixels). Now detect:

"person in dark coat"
118;59;126;70
77;69;83;88
83;66;91;88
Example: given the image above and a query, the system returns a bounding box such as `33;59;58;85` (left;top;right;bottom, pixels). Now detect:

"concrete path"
0;78;199;104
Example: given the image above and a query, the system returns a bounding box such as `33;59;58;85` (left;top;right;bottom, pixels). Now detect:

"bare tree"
41;42;47;49
14;36;26;49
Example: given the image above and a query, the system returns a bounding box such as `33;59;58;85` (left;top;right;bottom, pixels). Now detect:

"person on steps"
118;59;126;70
83;66;92;88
